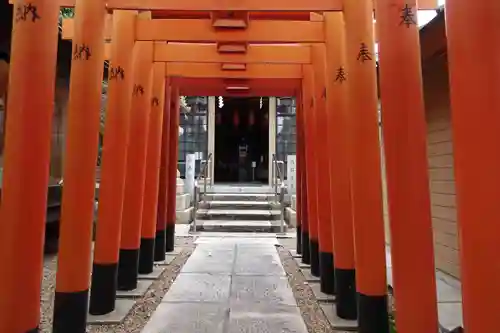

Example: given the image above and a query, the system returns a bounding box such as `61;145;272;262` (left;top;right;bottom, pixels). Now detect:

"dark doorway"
214;97;269;183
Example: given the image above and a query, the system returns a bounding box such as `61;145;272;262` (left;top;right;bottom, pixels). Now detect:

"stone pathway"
141;237;308;333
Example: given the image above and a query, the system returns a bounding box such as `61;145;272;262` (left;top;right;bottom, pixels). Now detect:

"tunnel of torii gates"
0;0;496;332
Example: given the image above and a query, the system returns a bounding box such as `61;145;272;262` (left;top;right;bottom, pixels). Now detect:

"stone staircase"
191;185;287;233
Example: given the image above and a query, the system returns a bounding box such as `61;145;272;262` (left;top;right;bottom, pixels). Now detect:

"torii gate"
0;1;497;333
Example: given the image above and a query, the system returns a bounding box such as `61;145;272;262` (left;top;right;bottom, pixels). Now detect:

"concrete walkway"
142;236;308;333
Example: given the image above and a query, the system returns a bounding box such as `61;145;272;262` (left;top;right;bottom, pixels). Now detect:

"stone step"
203;193;276;202
203;185;275;194
191;220;286;233
201;200;273;210
196;209;281;221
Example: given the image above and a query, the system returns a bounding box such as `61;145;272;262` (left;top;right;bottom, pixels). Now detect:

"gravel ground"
277;244;349;333
39;236;194;333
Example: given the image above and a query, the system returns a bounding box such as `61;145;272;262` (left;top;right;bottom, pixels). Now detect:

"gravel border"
276;245;349;333
39;237;194;333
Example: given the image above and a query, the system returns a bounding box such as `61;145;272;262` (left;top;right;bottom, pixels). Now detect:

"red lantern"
233;110;240;127
248;109;255;126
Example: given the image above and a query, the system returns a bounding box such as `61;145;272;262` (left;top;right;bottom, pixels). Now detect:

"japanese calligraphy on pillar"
287;155;297;194
151;97;160;107
357;43;372;62
132;84;144;96
400;4;417;27
321;87;327;99
73;44;92;60
335;66;347;83
109;66;125;80
15;2;41;22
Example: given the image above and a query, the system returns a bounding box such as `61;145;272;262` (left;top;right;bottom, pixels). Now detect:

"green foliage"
389;313;397;333
60;8;74;18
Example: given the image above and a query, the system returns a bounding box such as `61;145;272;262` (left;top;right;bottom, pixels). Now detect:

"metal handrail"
195;153;212;195
272;154;285;196
272;154;286;234
193;153;212;233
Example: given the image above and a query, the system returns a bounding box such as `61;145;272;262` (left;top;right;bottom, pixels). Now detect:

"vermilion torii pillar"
118;38;154;290
375;1;439;332
52;0;106;331
295;92;303;255
344;0;390;331
445;0;500;331
165;86;180;252
138;61;166;274
89;10;137;315
301;64;320;275
0;0;60;331
323;12;357;320
155;81;172;261
297;87;310;263
311;43;335;295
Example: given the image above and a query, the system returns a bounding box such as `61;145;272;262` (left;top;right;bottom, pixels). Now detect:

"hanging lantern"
216;110;221;125
233;110;240;127
248;109;255;126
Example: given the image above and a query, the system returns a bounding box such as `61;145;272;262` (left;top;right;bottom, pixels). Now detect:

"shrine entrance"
214;97;269;183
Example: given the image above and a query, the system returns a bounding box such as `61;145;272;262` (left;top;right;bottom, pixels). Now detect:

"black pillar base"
165;223;175;252
53;289;89;333
27;329;39;333
296;226;302;254
301;231;311;264
358;292;390;333
89;262;118;315
117;249;140;291
138;237;155;274
310;238;320;277
319;251;335;295
154;228;166;261
335;268;357;320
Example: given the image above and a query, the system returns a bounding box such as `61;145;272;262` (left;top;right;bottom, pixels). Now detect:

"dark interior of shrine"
214;97;269;183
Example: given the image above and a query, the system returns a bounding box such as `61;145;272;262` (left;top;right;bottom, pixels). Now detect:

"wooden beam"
103;43;310;63
154;44;310;64
62;18;324;42
166;63;302;79
172;77;300;96
8;0;440;10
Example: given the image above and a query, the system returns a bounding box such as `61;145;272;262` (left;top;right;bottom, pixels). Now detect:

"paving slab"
194;235;279;244
230;275;297;306
438;302;463;331
386;245;463;329
162;273;231;303
144;236;308;333
138;266;165;280
141;302;228;333
155;254;177;266
199;220;273;230
308;282;336;303
227;303;307;333
320;303;358;331
181;244;235;274
165;247;183;255
294;257;310;268
237;243;279;254
87;299;135;325
116;280;153;298
289;250;303;258
234;247;285;276
301;268;320;282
